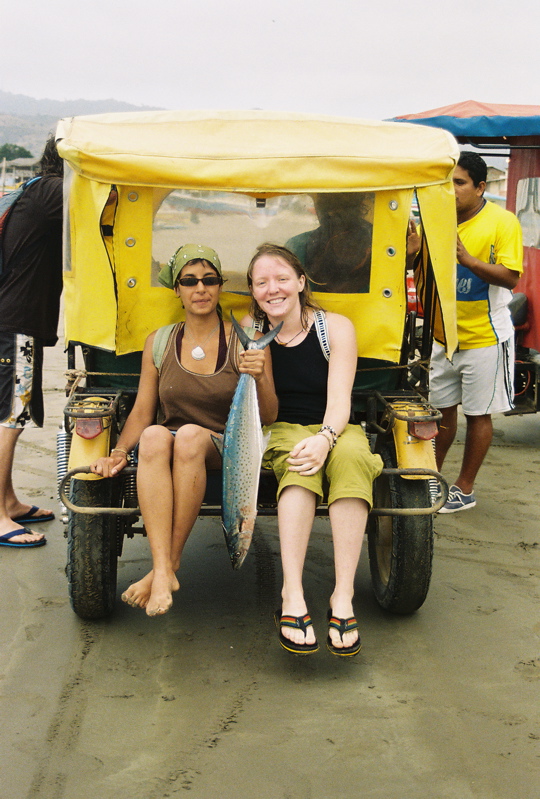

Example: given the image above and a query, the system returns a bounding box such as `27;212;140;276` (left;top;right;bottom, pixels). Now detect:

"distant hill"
0;90;162;157
0;89;160;117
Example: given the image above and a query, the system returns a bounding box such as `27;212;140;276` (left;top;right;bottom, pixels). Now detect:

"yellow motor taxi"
56;110;459;619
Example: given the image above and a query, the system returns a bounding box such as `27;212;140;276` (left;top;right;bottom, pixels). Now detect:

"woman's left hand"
238;349;266;381
286;434;330;476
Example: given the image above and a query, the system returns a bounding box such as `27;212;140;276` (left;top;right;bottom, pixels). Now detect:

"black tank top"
266;322;328;424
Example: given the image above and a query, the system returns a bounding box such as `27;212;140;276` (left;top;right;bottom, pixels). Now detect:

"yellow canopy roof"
57;110;458;193
57;110;459;358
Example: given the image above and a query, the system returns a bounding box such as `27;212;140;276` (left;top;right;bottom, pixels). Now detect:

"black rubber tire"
66;478;119;620
367;438;433;614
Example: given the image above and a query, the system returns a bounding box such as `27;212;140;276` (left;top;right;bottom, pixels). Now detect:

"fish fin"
262;429;272;451
211;433;223;457
253;322;283;350
230;311;282;351
230;312;251;350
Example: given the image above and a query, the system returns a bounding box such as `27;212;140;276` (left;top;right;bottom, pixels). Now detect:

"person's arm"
456;236;521;289
287;313;357;476
406;218;421;270
90;333;160;477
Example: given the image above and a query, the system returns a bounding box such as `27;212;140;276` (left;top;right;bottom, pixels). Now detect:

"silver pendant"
191;346;206;360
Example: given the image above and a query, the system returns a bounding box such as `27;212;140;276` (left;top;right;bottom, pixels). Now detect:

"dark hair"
458;152;487;187
38;135;64;177
246;242;321;326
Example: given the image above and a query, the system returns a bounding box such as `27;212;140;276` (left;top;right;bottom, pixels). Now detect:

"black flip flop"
274;610;319;655
326;610;362;657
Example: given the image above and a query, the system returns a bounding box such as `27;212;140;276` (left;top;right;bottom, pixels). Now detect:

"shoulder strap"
0;176;42;221
152;323;177;369
313;309;330;361
253;312;329;359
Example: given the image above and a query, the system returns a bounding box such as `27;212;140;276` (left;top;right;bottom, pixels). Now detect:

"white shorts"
429;339;514;416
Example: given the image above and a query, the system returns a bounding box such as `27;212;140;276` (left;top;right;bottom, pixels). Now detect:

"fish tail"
211;433;223;457
230;311;282;350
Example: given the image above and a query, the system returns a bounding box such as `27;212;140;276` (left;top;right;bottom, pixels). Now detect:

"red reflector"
408;419;438;440
75;417;104;440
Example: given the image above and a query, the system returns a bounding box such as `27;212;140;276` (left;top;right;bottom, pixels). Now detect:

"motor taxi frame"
55;110;459;620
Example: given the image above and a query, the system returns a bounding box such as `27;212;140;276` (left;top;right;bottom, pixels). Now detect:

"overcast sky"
2;0;540;120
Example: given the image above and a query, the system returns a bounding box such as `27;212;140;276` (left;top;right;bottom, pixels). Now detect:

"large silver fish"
212;313;281;569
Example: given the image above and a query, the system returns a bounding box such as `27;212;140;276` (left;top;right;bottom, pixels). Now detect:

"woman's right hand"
89;453;128;478
286;434;330;476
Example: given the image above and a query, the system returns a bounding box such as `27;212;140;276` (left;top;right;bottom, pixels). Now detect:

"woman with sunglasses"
90;244;277;617
244;243;383;656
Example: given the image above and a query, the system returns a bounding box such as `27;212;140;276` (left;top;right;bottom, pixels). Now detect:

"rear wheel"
67;478;120;620
367;438;433;614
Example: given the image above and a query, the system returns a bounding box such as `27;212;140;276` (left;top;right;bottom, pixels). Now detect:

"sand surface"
1;339;539;799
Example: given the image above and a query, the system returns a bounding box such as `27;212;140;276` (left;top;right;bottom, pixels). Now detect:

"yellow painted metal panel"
392;418;437;479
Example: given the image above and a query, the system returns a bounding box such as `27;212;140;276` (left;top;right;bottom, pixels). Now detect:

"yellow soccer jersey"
456;201;523;349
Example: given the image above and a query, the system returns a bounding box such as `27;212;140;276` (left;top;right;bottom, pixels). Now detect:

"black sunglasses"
176;275;223;287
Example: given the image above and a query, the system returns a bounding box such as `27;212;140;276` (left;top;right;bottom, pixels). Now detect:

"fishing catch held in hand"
212;313;282;569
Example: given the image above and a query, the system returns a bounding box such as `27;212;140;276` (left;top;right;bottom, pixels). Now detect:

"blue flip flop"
0;528;47;548
11;505;55;524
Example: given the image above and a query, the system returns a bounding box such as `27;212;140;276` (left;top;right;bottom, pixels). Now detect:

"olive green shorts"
262;422;383;507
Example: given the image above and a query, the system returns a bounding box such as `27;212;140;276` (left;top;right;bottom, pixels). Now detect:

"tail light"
75;417;104;439
407;419;438;440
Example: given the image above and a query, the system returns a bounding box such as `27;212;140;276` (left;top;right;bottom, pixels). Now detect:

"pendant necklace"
274;326;305;347
184;321;220;360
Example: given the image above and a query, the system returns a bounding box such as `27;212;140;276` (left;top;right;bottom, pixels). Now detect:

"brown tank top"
158;323;240;432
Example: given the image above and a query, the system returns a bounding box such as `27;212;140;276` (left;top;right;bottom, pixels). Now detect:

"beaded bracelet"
316;429;333;449
317;424;338;450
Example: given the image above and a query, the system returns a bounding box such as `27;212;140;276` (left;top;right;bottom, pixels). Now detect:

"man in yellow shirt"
431;152;523;513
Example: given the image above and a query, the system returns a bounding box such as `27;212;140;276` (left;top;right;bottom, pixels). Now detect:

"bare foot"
9;502;54;522
328;596;359;650
146;571;180;617
280;596;317;647
121;571;154;608
0;525;46;546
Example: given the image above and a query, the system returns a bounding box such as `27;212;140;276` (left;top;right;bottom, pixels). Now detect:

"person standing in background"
428;152;523;513
0;135;63;547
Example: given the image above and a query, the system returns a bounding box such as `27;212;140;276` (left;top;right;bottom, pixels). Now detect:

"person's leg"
451;342;512;495
125;424;222;617
0;426;45;543
277;485;318;646
455;414;492;494
144;424;221;617
324;425;382;650
122;425;176;610
327;497;369;649
434;405;458;471
0;334;52;530
429;342;461;472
